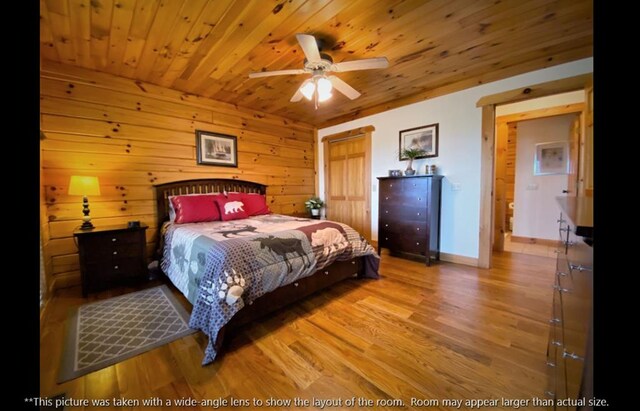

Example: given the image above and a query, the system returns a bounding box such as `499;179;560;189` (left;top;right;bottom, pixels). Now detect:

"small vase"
404;167;416;176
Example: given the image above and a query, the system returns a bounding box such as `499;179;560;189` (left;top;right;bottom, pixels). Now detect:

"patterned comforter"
161;214;380;364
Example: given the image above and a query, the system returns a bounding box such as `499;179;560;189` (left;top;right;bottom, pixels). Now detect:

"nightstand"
74;224;148;297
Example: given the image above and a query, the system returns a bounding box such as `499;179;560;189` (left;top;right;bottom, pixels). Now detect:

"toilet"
508;202;515;231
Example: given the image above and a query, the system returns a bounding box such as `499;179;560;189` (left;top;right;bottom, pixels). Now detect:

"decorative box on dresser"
377;175;443;265
74;224;149;297
546;197;593;409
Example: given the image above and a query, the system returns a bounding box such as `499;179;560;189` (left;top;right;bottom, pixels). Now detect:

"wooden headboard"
153;178;267;229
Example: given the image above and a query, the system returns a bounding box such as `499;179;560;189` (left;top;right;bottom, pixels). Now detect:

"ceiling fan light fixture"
317;76;333;94
300;80;315;100
318;90;332;102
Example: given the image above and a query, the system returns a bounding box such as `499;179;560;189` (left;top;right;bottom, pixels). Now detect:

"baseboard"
51;271;81;290
440;252;479;267
510;236;559;247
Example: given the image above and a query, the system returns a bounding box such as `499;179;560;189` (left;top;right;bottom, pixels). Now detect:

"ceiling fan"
248;34;389;109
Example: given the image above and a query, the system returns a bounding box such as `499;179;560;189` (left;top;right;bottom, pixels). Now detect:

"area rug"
58;285;196;383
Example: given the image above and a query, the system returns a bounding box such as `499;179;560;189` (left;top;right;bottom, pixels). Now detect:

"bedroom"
38;0;597;409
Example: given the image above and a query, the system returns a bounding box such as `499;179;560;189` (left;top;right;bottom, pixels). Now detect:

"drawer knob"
385;237;388;240
562;350;584;361
114;265;119;270
390;184;393;187
113;251;118;255
418;197;421;201
294;282;299;287
416;227;420;231
549;318;561;324
413;183;416;187
351;261;356;265
569;263;592;272
385;210;388;214
551;340;561;346
546;361;556;368
416;242;420;245
553;284;570;293
385;196;389;200
324;271;329;275
385;224;389;227
112;238;117;242
556;271;567;277
417;212;420;216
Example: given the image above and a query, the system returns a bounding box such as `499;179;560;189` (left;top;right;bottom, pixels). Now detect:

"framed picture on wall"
195;130;238;167
399;123;439;160
534;141;569;175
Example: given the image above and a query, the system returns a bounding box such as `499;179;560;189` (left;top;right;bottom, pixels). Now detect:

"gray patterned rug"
58;285;196;383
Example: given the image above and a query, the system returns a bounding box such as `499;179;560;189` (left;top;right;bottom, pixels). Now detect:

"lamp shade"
68;176;101;196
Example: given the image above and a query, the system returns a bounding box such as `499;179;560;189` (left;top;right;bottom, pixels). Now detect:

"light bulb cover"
318;91;332;102
300;80;315;100
317;77;333;94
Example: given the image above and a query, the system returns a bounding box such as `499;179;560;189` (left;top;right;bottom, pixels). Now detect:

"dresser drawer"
379;231;427;255
379;219;427;235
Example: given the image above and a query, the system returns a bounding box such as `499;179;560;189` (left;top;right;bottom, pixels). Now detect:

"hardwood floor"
40;251;555;410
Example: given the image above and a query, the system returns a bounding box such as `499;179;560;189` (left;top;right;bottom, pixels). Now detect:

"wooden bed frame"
153;178;364;351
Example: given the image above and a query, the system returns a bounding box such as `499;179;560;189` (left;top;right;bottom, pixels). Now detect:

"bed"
154;178;380;364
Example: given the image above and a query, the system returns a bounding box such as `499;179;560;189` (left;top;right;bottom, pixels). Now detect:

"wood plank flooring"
40;251;555;410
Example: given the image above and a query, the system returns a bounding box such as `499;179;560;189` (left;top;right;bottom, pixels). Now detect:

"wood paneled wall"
40;61;316;290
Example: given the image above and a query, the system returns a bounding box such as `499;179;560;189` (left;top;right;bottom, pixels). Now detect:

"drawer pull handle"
551;340;561;346
113;251;118;255
112;238;117;242
553;284;570;293
562;350;584;361
569;263;592;272
556;271;567;277
114;265;119;270
324;271;329;275
294;282;299;287
549;318;561;324
351;261;356;265
546;361;556;368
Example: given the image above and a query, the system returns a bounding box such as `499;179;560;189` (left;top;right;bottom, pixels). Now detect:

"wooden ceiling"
40;0;593;127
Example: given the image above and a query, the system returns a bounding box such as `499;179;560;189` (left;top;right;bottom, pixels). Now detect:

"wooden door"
583;81;594;196
567;114;581;197
323;129;372;242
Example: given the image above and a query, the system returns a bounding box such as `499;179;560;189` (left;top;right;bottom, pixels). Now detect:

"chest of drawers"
74;224;148;296
377;175;443;265
545;198;593;409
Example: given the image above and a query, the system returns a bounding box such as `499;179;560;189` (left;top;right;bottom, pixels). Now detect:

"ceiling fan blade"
328;76;361;100
296;33;322;63
249;69;306;78
290;87;304;102
331;57;389;72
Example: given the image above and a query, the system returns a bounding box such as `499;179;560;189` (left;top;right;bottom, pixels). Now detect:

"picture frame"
534;141;569;175
399;123;439;160
195;130;238;167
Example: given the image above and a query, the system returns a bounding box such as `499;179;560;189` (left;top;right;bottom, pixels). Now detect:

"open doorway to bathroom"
493;91;584;257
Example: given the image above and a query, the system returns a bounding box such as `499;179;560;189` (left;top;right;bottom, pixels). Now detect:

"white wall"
512;114;576;240
496;90;584;116
318;58;593;259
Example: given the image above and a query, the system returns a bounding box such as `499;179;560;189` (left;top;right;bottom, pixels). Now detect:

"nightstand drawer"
75;224;148;296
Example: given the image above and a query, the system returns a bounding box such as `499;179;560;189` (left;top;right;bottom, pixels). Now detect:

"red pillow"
215;197;249;221
171;194;222;224
241;193;271;216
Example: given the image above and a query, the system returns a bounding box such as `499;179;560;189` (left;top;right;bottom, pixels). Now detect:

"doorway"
493;101;584;256
476;73;593;268
322;126;373;242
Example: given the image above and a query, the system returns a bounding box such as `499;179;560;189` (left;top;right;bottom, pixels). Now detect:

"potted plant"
401;147;427;176
304;197;325;217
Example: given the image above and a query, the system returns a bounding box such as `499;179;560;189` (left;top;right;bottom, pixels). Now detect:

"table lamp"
68;176;101;230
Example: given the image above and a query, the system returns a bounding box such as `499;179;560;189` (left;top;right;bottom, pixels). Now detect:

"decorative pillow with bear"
215;196;249;221
170;194;223;224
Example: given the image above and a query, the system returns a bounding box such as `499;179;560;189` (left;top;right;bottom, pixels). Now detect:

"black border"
195;130;238;167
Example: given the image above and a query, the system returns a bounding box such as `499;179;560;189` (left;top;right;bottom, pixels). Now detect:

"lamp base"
79;220;95;230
